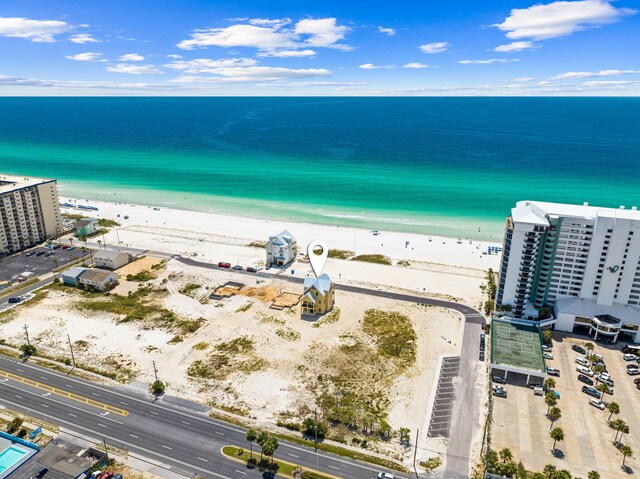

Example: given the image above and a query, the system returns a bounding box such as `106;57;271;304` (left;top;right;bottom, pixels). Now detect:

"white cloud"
494;41;536;52
65;52;104;62
494;0;636;41
177;17;350;52
583;80;638;87
294;18;350;49
359;63;394;70
459;59;520;64
257;49;317;57
0;74;179;91
513;77;535;81
378;26;396;36
419;42;448;54
0;16;71;43
164;58;257;73
167;54;183;59
403;62;430;69
69;33;99;44
552;69;640;79
106;63;163;75
537;80;554;86
119;53;145;62
281;81;368;87
171;66;331;83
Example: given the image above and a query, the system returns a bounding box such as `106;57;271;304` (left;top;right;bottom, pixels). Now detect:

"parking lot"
492;332;639;477
0;245;89;283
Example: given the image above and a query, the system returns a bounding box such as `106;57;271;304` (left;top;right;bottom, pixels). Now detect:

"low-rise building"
93;250;131;270
266;230;297;267
74;218;99;237
301;273;335;316
78;268;118;291
61;266;88;286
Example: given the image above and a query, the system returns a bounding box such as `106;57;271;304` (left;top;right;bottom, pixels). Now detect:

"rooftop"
75;218;98;228
269;229;295;246
61;266;88;278
0;174;56;194
80;269;115;283
512;200;640;226
93;249;128;261
303;273;333;296
491;317;546;374
555;296;640;324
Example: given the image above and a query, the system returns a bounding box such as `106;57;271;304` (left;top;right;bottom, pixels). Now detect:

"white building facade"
266;230;297;267
0;174;62;255
497;200;640;343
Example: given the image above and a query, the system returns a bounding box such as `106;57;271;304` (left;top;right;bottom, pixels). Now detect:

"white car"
542;345;552;352
623;353;637;361
378;473;395;479
627;367;640;376
576;357;589;367
543;352;553;360
577;366;594;376
589;398;606;410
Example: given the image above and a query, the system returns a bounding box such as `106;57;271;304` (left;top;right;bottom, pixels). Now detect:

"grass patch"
257;313;286;325
97;218;120;228
193;341;209;351
328;249;354;260
248;241;267;248
151;260;167;271
62;213;86;220
420;456;442;472
351;254;392;266
363;309;417;363
397;259;410;267
276;328;301;341
187;336;266;380
312;307;340;328
236;302;253;313
179;283;201;296
78;287;163;322
126;271;156;282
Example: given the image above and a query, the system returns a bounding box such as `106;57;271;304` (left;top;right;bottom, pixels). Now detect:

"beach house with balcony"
74;218;99;237
78;268;118;292
266;230;297;267
301;273;335;316
93;250;131;270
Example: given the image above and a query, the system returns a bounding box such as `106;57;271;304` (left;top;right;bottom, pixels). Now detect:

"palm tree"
607;402;620;422
542;329;552;344
499;447;513;463
545;392;557;414
548;407;561;430
256;431;269;461
543;464;557;478
69;237;74;248
97;239;102;250
597;383;611;396
544;378;556;391
550;427;564;453
621;445;633;468
593;363;605;375
612;419;627;444
585;342;594;357
246;428;257;460
588;471;600;479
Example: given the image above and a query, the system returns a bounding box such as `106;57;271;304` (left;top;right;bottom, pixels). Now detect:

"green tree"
19;344;36;356
543;464;557;479
550;427;564;452
588;470;600;479
548;407;561;431
607;402;620;422
542;329;552;344
556;470;572;479
545;392;557;413
149;380;165;395
246;428;257;460
593;363;605;375
532;473;545;479
484;448;499;467
499;447;513;463
538;306;553;320
621;445;633;468
6;417;23;434
544;378;556;391
256;431;269;460
261;436;279;464
584;342;594;356
612;419;627;443
302;417;327;439
596;382;610;396
399;427;410;445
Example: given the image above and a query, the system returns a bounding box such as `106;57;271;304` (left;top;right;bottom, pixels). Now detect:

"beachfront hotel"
496;200;640;343
0;174;62;255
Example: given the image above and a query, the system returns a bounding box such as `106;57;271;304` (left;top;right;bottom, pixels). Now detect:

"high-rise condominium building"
0;174;62;255
497;200;640;343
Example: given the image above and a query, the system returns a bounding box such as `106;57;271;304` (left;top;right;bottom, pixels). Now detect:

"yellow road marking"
0;369;129;416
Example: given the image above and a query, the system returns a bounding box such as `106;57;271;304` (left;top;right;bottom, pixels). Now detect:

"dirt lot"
492;332;638;477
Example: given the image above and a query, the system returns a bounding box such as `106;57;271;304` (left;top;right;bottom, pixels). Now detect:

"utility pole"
152;361;159;383
314;407;320;472
102;233;107;249
102;438;110;462
67;334;76;368
413;428;419;479
24;324;31;347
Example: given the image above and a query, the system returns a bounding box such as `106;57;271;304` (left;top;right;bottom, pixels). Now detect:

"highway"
0;247;486;479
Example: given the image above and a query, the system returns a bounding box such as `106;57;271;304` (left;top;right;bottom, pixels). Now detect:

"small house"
93;250;131;270
61;266;88;286
78;269;118;292
74;218;99;237
266;230;297;267
301;273;335;316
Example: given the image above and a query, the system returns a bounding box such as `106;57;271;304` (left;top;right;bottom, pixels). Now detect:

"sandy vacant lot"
0;258;463;461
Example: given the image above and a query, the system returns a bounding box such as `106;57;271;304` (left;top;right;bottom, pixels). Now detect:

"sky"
0;0;638;96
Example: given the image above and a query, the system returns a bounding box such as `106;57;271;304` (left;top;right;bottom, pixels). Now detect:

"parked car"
479;351;485;361
623;353;637;361
36;467;48;478
576;356;589;367
589;398;606;410
543;352;553;360
480;332;486;341
582;386;602;398
62;245;69;249
572;344;587;354
217;262;231;268
232;265;243;270
99;472;114;479
547;367;560;377
45;251;54;257
577;366;594;376
52;244;61;250
542;344;552;352
492;375;506;384
493;387;507;398
593;353;604;361
627;363;638;371
68;246;75;251
113;475;123;479
246;267;257;273
529;383;543;390
378;473;395;479
578;374;594;385
633;377;640;385
90;472;102;479
25;251;35;257
596;374;614;386
479;341;485;351
35;251;46;256
627;367;640;376
8;297;22;304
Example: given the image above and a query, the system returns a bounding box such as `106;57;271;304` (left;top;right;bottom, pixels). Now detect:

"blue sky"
0;0;638;95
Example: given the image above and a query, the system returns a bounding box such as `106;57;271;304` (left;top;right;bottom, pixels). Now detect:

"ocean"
1;97;639;240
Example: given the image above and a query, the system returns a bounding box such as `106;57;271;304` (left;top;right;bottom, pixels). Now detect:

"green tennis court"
491;319;546;373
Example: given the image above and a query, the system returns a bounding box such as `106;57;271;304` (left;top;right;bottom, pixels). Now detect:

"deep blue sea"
0;97;639;240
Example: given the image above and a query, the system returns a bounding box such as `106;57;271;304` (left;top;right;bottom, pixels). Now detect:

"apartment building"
0;175;62;255
266;230;297;267
497;200;640;343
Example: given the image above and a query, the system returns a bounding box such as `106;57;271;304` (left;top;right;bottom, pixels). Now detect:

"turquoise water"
1;97;639;240
0;445;27;472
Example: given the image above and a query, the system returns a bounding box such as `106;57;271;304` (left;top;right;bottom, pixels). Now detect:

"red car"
217;262;231;268
99;472;114;479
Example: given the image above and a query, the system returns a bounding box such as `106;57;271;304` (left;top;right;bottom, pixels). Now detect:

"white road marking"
129;434;139;439
16;368;24;372
234;471;246;475
92;393;100;397
181;420;191;425
98;423;107;428
214;431;224;436
68;413;77;418
40;403;49;408
149;410;159;415
65;384;74;388
40;376;48;380
15;395;22;399
120;401;128;406
329;465;340;470
197;457;208;462
288;454;299;458
162;445;172;450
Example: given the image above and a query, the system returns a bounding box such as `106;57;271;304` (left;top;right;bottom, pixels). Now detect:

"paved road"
0;247;486;478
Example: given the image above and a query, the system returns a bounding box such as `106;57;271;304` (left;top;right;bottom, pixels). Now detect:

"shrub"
17;428;27;438
351;254;392;265
19;344;36;356
150;380;166;395
6;417;23;434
